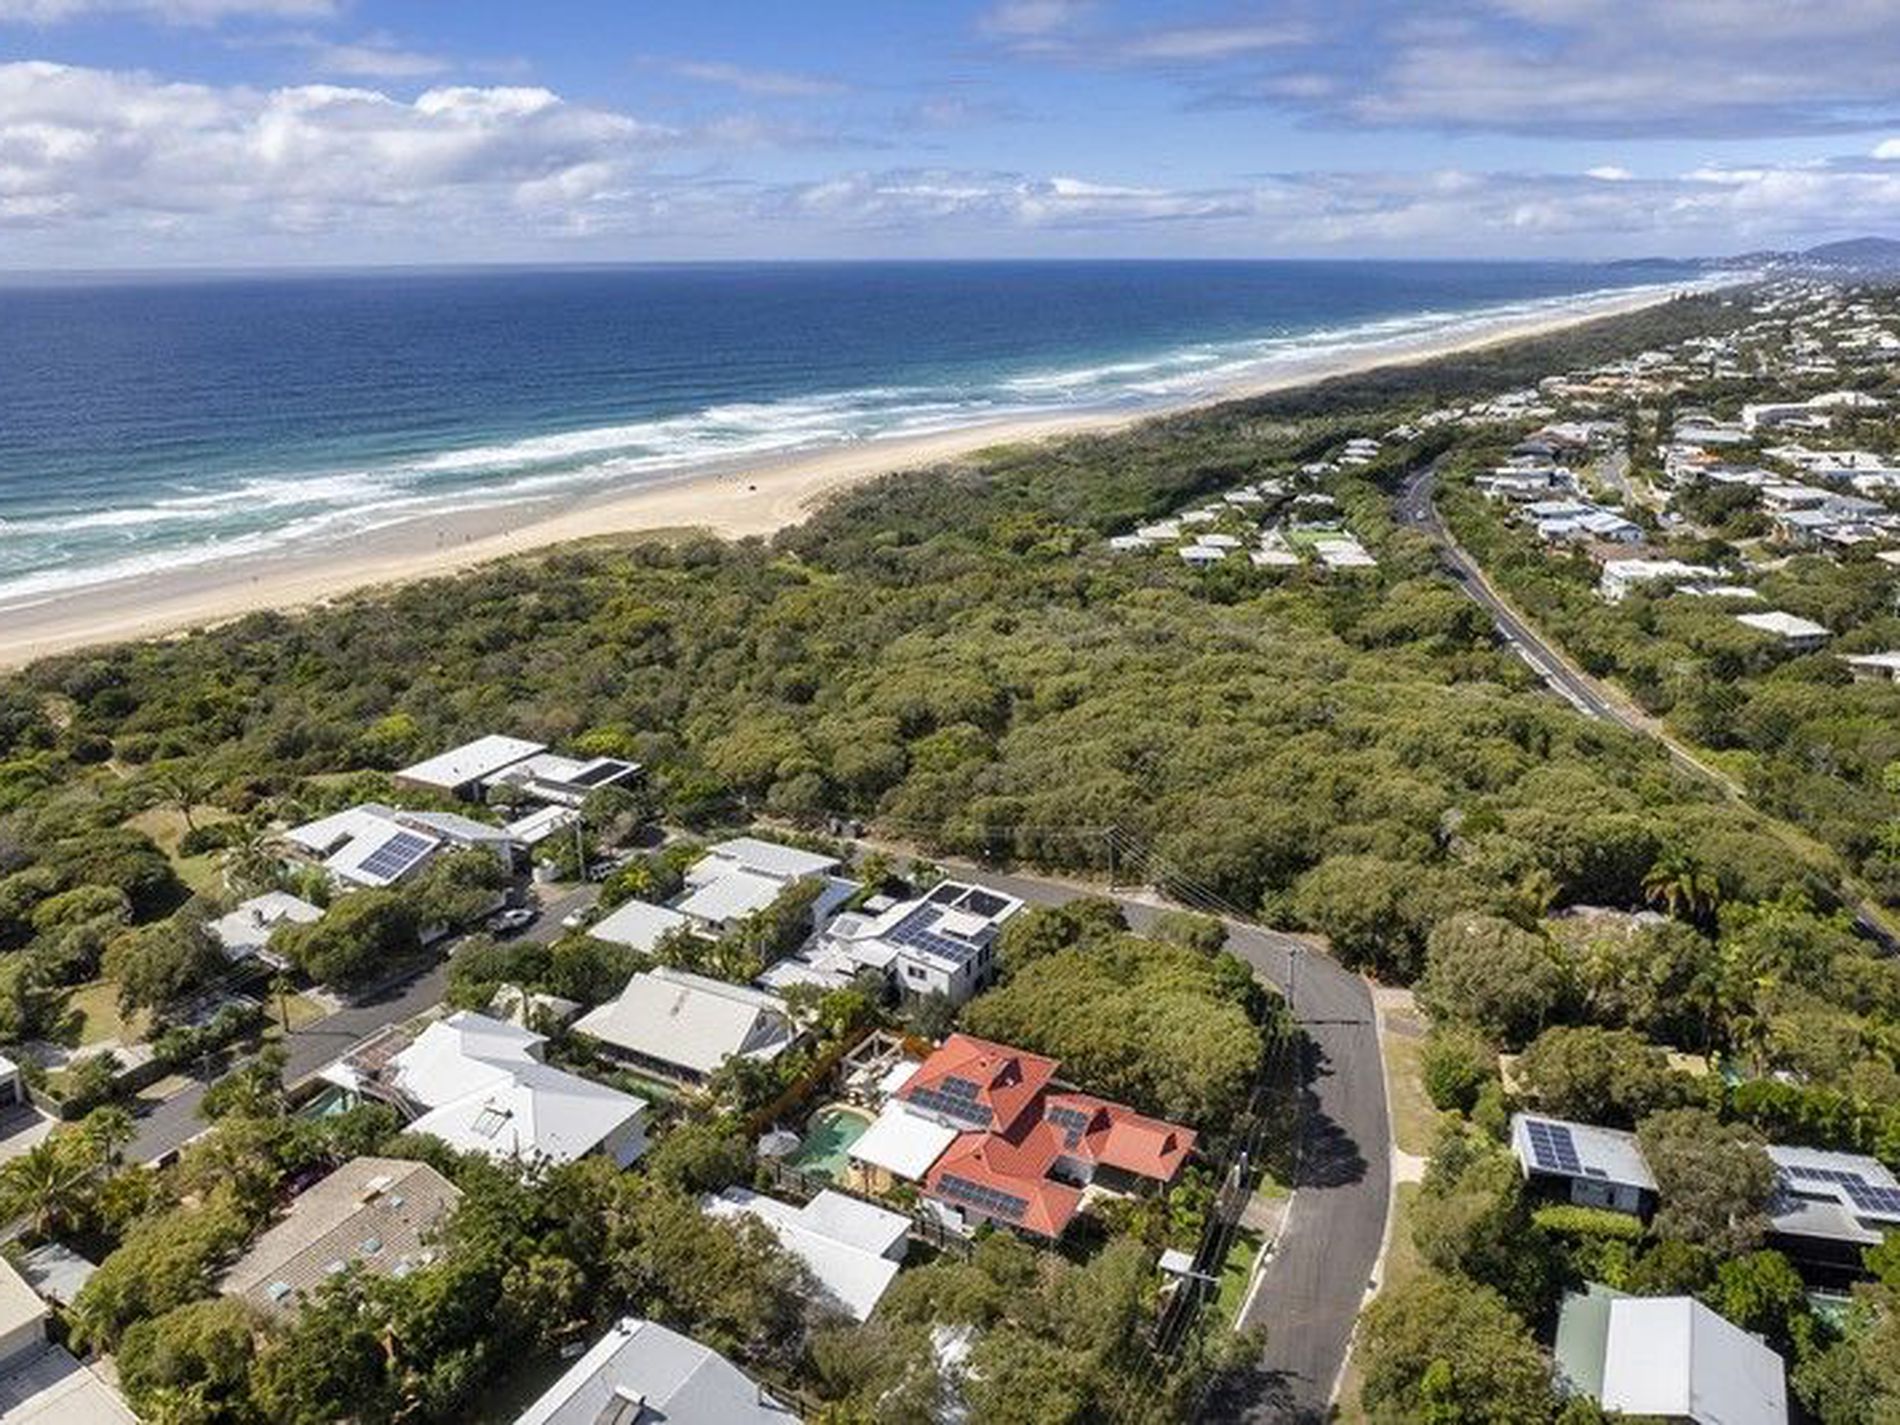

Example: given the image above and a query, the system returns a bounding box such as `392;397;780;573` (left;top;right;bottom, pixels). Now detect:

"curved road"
914;859;1389;1424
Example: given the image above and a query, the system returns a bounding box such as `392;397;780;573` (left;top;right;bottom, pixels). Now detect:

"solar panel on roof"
928;883;965;904
356;830;434;882
1524;1120;1582;1175
960;889;1010;918
904;1085;991;1128
1842;1181;1900;1217
1784;1164;1868;1187
937;1173;1029;1222
570;760;631;788
1047;1104;1092;1148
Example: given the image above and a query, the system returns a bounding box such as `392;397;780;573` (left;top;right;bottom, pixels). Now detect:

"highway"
909;858;1389;1425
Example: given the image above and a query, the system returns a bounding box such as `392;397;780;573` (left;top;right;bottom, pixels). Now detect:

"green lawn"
65;979;147;1048
1380;1026;1442;1159
1215;1226;1265;1328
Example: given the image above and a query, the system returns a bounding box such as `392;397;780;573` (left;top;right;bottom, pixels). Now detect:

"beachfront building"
703;1187;910;1322
512;1318;797;1425
387;1012;649;1169
220;1157;460;1317
396;733;642;810
759;879;1023;1007
1598;559;1719;603
573;966;797;1085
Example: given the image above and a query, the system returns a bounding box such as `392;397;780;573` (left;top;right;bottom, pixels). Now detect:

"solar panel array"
1046;1103;1094;1149
356;830;434;883
1779;1163;1900;1219
905;1080;993;1128
1844;1181;1900;1217
937;1173;1029;1223
887;905;986;968
960;888;1011;918
570;759;633;788
1524;1120;1582;1174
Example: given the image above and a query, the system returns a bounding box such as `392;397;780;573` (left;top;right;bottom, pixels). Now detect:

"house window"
906;965;926;981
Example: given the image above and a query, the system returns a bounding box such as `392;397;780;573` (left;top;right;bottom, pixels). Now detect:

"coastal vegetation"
0;292;1896;1419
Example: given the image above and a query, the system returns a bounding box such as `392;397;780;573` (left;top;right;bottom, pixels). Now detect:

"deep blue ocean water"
0;260;1697;603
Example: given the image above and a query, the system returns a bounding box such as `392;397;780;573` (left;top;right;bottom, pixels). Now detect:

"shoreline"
0;282;1691;670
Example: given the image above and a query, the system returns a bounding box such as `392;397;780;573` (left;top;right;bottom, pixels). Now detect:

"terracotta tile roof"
1045;1092;1196;1182
898;1032;1059;1134
926;1130;1083;1239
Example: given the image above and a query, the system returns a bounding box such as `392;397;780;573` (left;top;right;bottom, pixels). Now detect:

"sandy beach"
0;283;1686;670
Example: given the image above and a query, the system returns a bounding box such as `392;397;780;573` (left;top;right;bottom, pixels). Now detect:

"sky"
2;0;1900;268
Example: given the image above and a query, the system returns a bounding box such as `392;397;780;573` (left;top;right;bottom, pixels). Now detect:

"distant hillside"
1695;235;1900;277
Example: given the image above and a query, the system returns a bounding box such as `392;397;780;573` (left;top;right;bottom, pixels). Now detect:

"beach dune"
0;285;1684;671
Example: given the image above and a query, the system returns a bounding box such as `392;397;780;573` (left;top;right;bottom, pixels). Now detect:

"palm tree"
78;1105;135;1172
1643;848;1721;926
150;761;216;834
0;1137;89;1239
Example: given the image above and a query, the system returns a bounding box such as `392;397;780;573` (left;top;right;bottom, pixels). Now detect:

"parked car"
487;907;538;936
561;908;593;932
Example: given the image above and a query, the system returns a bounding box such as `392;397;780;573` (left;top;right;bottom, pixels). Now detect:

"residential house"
573;967;796;1085
220;1156;460;1317
488;751;642;809
387;1012;649;1168
0;1256;136;1424
761;880;1023;1007
586;898;690;955
207;891;323;968
1734;611;1831;654
1598;559;1718;603
1510;1114;1655;1215
1555;1287;1786;1425
1842;651;1900;684
1764;1144;1900;1282
891;1034;1196;1241
704;1187;910;1322
674;838;853;937
284;803;519;890
512;1317;797;1425
395;735;548;801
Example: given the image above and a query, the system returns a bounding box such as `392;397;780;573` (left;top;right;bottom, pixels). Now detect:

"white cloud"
1875;137;1900;160
667;58;844;98
1586;166;1632;181
1114;23;1308;62
979;0;1090;38
307;37;450;80
0;0;333;22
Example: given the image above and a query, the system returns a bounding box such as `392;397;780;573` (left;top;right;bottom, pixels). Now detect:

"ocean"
0;260;1700;606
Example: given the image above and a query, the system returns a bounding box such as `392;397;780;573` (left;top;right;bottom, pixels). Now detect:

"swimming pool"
786;1103;874;1180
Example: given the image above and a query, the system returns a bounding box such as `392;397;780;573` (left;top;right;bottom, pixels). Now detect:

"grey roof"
0;1345;137;1425
694;837;841;882
1511;1114;1656;1192
574;968;793;1078
512;1318;798;1425
220;1157;461;1316
1766;1143;1900;1244
588;899;690;953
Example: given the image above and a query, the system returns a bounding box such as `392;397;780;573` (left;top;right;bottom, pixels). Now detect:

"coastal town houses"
219;1157;461;1318
377;1011;651;1169
758;878;1024;1007
395;733;641;807
847;1033;1197;1242
512;1317;798;1425
1510;1114;1656;1216
674;836;855;937
573;966;798;1085
283;802;520;891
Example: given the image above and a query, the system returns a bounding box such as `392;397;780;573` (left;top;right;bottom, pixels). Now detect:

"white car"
486;907;537;936
561;908;592;932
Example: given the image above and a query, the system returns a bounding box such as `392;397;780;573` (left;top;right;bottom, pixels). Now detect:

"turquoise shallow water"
0;259;1697;604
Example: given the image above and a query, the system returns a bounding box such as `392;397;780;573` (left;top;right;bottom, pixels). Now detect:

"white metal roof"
676;869;790;926
512;1318;797;1425
397;735;545;791
1736;610;1831;641
0;1344;137;1425
847;1101;958;1181
573;968;793;1078
392;1013;646;1169
694;837;840;883
704;1188;907;1322
1601;1297;1787;1425
208;892;323;960
586;899;689;953
1511;1114;1656;1192
0;1256;48;1356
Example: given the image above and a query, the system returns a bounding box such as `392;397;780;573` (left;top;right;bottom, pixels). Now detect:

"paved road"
126;880;599;1164
912;858;1389;1424
1398;464;1899;953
